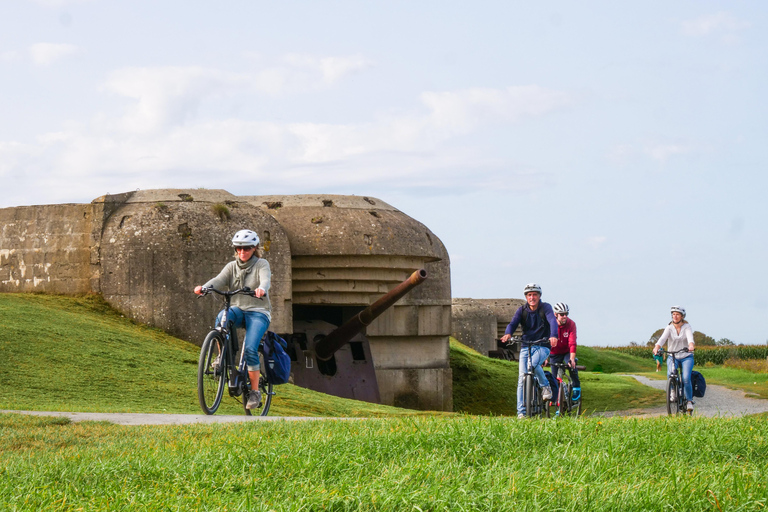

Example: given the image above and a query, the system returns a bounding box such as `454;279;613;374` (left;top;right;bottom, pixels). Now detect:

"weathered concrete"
247;195;453;411
451;298;525;356
0;190;452;412
95;190;292;343
0;203;97;294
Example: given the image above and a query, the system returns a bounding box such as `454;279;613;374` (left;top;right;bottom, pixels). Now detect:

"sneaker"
687;401;694;412
517;413;526;419
571;387;581;402
669;389;676;402
541;386;553;401
246;389;262;410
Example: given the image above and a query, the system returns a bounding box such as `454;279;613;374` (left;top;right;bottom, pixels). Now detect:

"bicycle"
661;347;694;416
197;286;273;416
514;336;550;419
549;360;584;417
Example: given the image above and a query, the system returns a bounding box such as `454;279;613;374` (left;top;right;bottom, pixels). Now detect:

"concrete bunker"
0;190;452;411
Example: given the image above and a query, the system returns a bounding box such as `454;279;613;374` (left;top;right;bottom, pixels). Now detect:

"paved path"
0;410;345;425
597;375;768;418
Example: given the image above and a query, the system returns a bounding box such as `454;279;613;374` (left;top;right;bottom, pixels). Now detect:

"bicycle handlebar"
660;347;693;355
198;286;263;300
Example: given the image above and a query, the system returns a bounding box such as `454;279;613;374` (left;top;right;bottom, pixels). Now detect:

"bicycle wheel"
665;377;676;415
525;374;534;418
198;331;226;415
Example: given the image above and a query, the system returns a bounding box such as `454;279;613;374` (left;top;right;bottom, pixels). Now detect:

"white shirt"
655;322;694;358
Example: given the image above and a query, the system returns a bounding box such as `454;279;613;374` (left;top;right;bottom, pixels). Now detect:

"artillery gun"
283;269;428;403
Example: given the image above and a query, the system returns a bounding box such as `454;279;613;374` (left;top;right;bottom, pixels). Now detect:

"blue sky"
2;1;766;345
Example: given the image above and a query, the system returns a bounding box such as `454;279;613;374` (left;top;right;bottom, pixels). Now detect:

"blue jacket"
504;302;559;347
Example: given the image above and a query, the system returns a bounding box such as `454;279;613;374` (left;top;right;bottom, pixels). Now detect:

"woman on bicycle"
194;229;272;410
652;306;695;412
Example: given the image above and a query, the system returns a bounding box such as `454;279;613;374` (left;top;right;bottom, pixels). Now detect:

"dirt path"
596;375;768;418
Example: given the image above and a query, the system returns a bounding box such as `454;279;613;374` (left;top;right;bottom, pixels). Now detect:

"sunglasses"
235;247;255;252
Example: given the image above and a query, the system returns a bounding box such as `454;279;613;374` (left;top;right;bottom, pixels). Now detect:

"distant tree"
716;338;735;346
693;331;716;346
647;328;664;346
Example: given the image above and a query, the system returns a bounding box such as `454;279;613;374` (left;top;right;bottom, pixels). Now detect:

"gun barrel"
315;269;428;361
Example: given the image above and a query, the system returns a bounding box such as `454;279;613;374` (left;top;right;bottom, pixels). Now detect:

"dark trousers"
549;353;581;388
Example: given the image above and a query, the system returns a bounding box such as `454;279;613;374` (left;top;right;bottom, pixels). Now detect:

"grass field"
1;293;667;416
450;341;664;415
2;412;767;511
3;293;768;510
0;293;439;418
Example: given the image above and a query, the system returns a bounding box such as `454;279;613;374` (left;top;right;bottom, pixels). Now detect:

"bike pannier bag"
544;370;559;398
691;370;706;398
262;331;291;385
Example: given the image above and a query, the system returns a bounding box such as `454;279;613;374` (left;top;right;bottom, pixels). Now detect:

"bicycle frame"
216;303;249;396
518;337;550;418
662;348;692;416
197;286;273;416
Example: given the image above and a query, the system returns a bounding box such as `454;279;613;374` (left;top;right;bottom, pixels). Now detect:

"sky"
2;1;767;346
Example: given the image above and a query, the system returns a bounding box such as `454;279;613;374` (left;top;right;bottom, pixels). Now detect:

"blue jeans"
216;307;270;371
517;345;551;415
667;354;694;402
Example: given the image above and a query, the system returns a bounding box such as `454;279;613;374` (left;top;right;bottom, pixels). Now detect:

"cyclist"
550;302;581;401
652;306;696;412
194;229;272;410
500;283;559;419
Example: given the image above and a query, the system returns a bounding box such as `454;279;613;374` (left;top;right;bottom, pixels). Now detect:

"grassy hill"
0;293;438;417
450;340;663;415
0;293;665;416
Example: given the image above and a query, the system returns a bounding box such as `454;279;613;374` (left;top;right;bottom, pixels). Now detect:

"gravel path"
597;375;768;418
4;376;768;423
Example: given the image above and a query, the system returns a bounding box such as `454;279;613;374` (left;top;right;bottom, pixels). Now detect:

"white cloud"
644;142;693;163
27;0;95;6
420;86;572;135
608;140;695;165
29;43;78;65
586;236;607;249
283;53;372;85
681;12;751;38
0;57;571;200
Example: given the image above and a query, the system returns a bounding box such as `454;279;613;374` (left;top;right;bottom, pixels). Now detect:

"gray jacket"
203;257;272;321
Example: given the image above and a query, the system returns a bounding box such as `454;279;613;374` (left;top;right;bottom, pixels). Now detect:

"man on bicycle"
550;302;581;402
500;283;559;419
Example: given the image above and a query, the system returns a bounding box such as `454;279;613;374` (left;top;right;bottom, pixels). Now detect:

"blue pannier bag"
692;370;706;398
543;370;559;398
262;331;291;385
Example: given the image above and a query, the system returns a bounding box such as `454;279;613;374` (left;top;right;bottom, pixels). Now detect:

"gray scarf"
234;256;258;289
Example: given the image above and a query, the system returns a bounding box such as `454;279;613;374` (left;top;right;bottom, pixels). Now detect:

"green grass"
451;340;664;415
0;293;436;418
2;413;767;511
576;345;656;373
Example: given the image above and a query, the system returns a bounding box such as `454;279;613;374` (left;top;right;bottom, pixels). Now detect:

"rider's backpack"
691;370;706;398
262;332;291;385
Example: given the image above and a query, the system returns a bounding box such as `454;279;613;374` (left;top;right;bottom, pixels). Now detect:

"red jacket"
551;317;577;356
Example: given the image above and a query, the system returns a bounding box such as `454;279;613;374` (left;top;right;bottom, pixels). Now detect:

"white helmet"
670;305;686;318
232;229;260;247
523;283;542;295
553;302;569;315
